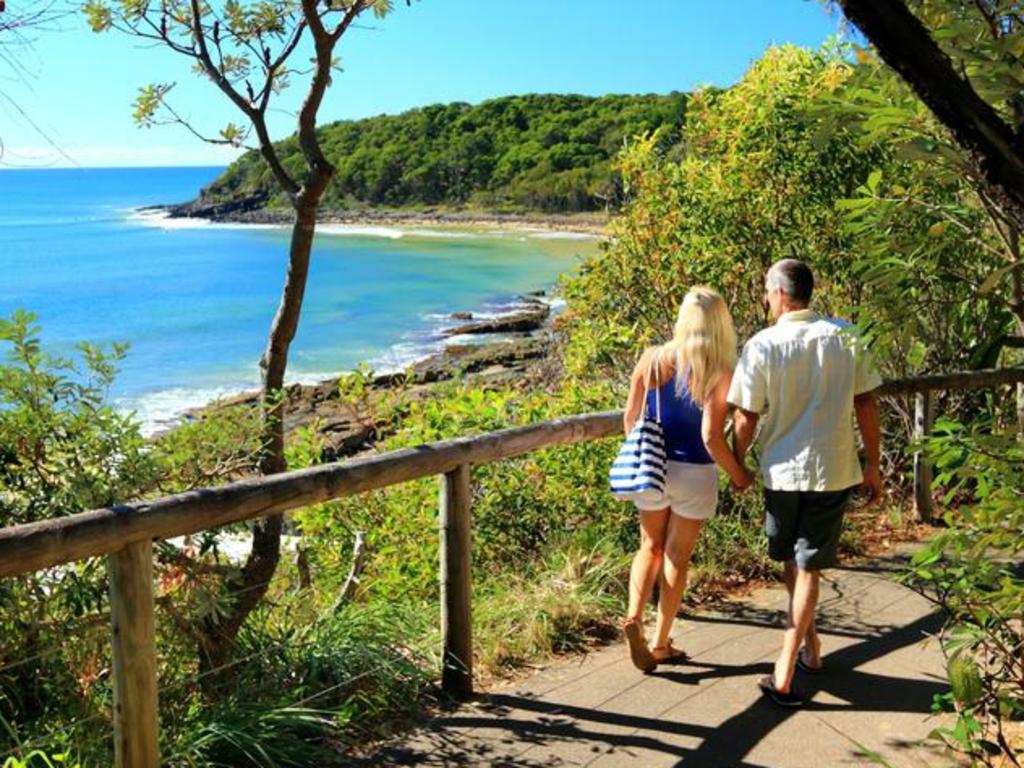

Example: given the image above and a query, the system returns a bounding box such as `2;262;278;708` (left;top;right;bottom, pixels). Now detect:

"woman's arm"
702;371;754;490
623;348;654;434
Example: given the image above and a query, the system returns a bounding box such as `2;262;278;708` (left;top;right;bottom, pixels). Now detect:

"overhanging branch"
837;0;1024;222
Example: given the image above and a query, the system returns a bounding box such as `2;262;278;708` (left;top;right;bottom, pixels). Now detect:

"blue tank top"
645;374;713;464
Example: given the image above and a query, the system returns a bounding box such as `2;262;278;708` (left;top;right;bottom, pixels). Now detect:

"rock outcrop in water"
441;300;550;337
161;192;271;220
187;299;559;462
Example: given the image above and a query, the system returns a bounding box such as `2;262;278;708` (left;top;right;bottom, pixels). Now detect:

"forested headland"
189;92;688;215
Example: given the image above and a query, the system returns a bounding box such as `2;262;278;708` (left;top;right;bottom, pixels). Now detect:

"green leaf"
947;654;984;707
977;262;1017;296
132;83;174;127
83;0;113;31
220;122;245;146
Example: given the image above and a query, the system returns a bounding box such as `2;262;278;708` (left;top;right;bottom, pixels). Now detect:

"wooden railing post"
439;463;472;699
109;539;159;768
1017;382;1024;439
913;391;935;523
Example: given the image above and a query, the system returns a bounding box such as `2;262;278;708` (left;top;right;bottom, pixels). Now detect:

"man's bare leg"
784;560;820;668
774;567;820;693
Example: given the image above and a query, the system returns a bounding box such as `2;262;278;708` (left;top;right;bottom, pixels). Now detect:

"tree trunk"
197;196;324;679
836;0;1024;227
141;0;365;693
259;201;319;475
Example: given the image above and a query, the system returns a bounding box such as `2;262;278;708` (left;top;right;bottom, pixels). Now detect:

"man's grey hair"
766;259;814;305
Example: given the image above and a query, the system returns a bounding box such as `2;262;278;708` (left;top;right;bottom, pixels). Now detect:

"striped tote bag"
609;352;667;503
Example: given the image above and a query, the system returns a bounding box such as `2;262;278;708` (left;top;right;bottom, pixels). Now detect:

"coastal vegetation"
199;92;688;214
4;2;1024;766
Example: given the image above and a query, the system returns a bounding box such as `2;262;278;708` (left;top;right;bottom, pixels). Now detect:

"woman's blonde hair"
663;286;737;406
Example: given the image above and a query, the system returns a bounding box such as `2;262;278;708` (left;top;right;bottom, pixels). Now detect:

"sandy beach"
155;195;610;236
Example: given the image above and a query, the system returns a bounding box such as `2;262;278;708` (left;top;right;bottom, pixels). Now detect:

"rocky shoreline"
185;295;562;461
152;194;590;458
151;194;608;235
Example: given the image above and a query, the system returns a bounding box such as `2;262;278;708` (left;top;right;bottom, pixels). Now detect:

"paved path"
369;554;954;767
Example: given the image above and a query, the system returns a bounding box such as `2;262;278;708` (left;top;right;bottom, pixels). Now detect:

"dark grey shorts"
763;487;857;570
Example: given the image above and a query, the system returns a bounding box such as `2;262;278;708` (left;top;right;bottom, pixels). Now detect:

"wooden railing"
0;368;1022;767
880;366;1024;521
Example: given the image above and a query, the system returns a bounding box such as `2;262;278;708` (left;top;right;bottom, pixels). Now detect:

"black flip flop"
757;674;805;708
796;651;822;675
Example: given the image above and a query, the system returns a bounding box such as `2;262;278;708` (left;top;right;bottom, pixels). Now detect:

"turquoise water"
0;167;593;431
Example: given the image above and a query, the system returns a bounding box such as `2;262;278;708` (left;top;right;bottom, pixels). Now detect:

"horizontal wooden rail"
876;366;1024;397
1;367;1021;580
0;411;622;579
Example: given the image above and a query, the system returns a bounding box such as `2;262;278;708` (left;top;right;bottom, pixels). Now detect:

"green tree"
201;92;689;213
908;420;1024;766
84;0;411;673
563;45;878;379
823;34;1024;428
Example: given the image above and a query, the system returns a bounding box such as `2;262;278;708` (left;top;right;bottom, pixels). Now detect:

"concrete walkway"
368;553;956;767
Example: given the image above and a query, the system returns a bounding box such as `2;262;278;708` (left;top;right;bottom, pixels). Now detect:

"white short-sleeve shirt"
727;309;882;492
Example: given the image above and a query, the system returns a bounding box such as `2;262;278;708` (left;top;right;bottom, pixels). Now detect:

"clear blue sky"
2;0;846;168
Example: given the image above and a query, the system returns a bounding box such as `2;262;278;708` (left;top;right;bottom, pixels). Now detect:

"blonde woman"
621;287;754;671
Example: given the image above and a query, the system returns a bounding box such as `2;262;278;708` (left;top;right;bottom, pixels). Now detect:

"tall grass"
161;600;435;767
474;533;629;675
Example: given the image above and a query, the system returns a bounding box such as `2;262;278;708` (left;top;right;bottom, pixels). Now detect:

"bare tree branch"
292;0;365;180
186;0;300;196
331;531;368;611
153;94;251;146
259;19;306;111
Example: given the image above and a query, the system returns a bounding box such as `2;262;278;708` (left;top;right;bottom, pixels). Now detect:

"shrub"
907;419;1024;765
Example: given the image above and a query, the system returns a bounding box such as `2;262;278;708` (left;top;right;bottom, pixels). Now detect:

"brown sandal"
623;618;656;673
651;643;690;665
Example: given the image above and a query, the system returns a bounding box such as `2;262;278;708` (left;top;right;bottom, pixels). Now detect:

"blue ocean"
0;167;592;432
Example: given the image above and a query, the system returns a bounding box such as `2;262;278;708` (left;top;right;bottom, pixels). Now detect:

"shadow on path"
365;603;946;767
676;610;945;767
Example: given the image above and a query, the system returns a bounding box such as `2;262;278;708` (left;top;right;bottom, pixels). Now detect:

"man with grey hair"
729;258;883;707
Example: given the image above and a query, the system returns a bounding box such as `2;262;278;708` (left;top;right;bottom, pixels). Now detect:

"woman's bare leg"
626;509;670;622
652;515;704;654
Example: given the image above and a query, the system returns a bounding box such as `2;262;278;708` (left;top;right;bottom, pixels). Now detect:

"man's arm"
727;338;765;492
732;407;759;468
854;391;883;505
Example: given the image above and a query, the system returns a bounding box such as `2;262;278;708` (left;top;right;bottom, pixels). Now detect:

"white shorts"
634;461;719;520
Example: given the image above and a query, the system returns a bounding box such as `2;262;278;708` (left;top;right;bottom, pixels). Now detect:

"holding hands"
731;465;755;494
728;406;759;495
